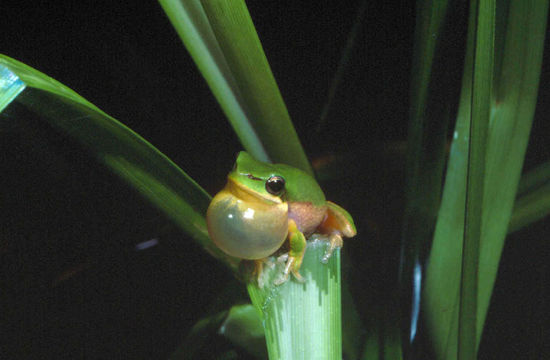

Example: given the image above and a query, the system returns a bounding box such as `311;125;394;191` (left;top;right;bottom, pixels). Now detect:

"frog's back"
276;164;326;207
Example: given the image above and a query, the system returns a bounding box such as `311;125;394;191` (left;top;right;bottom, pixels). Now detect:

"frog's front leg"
275;219;306;285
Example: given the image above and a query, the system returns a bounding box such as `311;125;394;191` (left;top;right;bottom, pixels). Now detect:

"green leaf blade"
159;0;312;173
458;0;495;358
477;0;549;338
423;1;549;359
0;54;239;270
158;0;270;164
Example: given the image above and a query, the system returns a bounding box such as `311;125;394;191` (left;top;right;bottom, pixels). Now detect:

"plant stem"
247;237;342;360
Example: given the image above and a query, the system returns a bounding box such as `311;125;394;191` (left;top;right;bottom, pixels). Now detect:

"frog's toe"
276;253;289;263
274;272;290;286
274;252;306;285
322;234;343;263
291;269;305;283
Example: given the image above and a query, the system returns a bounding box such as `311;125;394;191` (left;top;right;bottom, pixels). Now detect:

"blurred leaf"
509;160;550;232
341;280;366;360
360;296;403;360
158;0;312;173
219;304;267;359
517;161;550;196
170;304;266;360
423;1;548;358
316;0;367;134
169;311;228;360
0;54;238;270
399;0;450;352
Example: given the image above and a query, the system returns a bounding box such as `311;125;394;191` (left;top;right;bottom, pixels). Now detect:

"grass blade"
158;0;312;173
458;0;494;358
157;0;269;163
0;54;238;270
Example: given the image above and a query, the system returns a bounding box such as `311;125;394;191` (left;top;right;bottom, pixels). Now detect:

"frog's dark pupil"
266;176;285;195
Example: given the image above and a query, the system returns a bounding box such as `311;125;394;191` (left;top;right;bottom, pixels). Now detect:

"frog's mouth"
226;177;283;205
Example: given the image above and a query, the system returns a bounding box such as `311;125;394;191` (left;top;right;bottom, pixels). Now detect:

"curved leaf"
0;54;238;270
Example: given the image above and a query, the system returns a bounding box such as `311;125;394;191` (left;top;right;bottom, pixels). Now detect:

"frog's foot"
239;258;270;288
274;253;305;285
321;233;343;264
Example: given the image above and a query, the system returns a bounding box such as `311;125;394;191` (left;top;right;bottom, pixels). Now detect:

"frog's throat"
226;178;282;205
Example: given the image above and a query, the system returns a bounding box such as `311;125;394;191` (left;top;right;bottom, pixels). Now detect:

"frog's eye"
266;176;285;196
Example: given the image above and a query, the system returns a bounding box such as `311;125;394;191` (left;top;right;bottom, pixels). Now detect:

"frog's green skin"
206;152;356;284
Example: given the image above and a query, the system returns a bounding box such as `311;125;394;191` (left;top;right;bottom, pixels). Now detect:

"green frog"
206;152;356;284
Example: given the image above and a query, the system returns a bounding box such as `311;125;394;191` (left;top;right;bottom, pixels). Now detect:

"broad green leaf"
477;8;548;344
0;54;238;270
158;0;312;174
423;1;548;359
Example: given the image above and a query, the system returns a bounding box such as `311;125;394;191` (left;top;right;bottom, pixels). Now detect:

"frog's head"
226;151;287;205
206;152;290;260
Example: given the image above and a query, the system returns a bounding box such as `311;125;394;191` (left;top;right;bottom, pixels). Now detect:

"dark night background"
1;1;549;359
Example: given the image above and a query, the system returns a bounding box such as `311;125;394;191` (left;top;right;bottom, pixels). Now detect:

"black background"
1;1;549;359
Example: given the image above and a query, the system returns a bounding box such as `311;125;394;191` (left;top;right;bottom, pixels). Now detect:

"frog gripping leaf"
206;152;356;285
